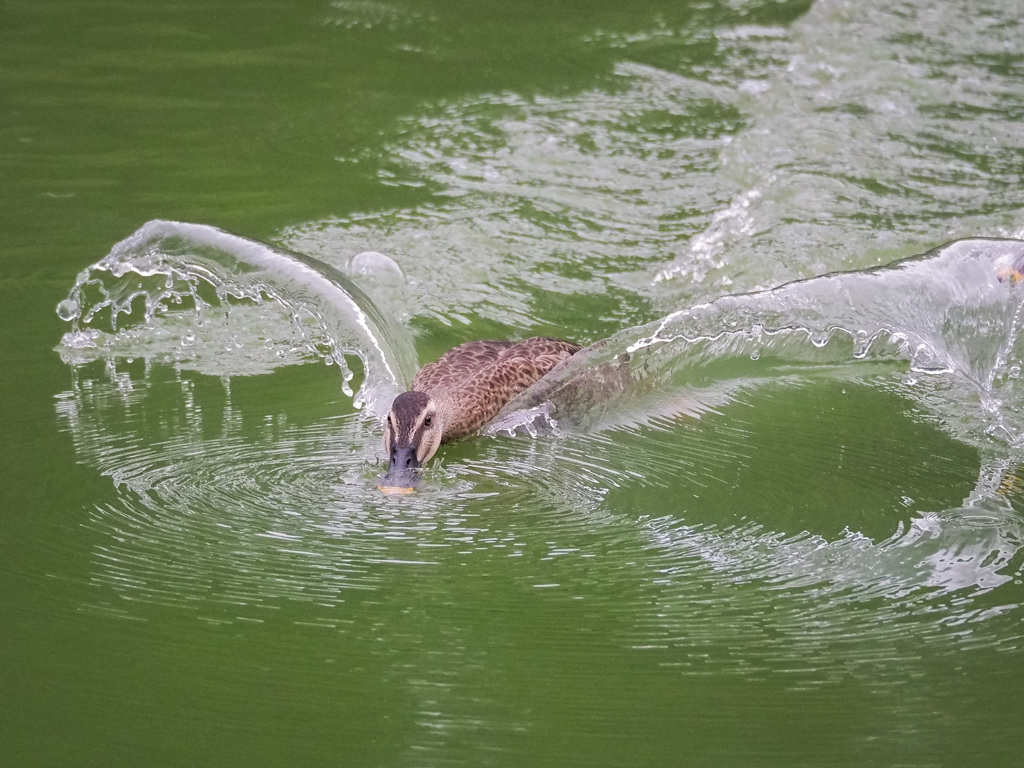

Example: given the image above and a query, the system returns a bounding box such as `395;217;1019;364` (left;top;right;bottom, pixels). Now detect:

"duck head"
380;390;444;491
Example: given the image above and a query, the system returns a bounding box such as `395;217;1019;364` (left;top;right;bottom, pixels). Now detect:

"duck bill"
378;446;423;494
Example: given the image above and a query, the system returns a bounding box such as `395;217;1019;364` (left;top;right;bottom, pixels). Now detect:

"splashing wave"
56;219;417;417
496;238;1024;449
54;227;1024;642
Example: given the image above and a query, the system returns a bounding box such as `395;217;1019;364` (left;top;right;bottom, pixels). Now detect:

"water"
5;0;1024;765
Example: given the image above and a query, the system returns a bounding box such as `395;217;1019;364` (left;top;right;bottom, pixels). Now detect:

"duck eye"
424;415;432;426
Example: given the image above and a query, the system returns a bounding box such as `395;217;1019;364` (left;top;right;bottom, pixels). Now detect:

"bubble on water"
348;251;404;282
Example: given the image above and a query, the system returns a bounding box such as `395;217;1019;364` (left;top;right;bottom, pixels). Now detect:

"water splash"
54;229;1024;619
483;238;1024;611
497;238;1024;449
57;230;1024;461
56;220;417;416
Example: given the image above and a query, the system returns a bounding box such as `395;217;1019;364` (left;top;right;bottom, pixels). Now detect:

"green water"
4;0;1024;765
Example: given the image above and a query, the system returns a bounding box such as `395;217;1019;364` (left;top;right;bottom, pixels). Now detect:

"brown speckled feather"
411;337;581;441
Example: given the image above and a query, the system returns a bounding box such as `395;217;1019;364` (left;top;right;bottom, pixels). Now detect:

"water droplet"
809;331;830;348
750;349;760;361
56;297;80;322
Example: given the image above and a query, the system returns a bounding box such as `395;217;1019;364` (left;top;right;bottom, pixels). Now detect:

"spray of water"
56;219;417;417
495;238;1024;449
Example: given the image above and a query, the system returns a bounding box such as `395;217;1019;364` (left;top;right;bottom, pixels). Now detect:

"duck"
380;336;581;491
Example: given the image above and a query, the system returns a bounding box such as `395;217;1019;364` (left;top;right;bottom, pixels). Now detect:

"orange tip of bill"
378;484;417;495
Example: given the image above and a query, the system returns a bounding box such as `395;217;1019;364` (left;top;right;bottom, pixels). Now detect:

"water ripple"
48;0;1024;710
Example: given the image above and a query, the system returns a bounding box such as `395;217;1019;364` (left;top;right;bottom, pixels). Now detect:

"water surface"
3;0;1024;765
